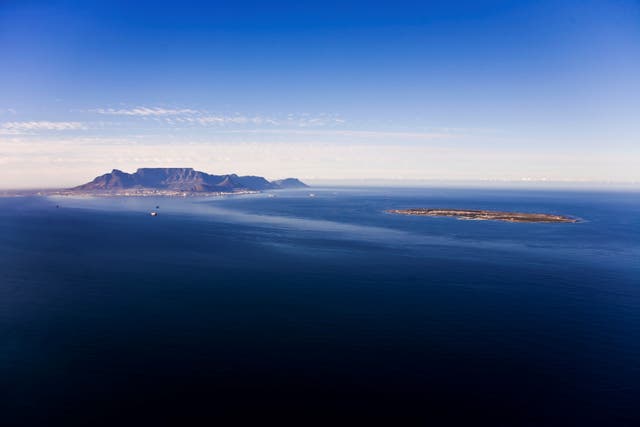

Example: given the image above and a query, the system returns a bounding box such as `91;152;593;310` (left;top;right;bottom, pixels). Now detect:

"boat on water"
150;211;158;216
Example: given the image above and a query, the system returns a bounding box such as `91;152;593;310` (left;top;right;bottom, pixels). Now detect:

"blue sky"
1;0;639;187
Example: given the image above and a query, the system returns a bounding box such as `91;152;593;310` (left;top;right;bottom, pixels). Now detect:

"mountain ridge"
72;168;307;193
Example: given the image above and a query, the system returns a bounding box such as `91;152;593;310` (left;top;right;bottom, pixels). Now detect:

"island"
386;208;578;223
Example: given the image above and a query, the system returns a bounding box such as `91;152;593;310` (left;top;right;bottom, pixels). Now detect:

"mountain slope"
271;178;308;189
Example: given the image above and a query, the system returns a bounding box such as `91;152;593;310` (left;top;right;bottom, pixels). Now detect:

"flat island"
387;208;578;223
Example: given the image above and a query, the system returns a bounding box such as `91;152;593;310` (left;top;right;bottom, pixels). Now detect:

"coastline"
0;189;261;198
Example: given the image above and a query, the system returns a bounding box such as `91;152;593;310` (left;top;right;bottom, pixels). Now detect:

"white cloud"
177;114;344;127
90;106;344;127
221;129;455;140
92;107;199;116
1;121;88;132
0;128;23;135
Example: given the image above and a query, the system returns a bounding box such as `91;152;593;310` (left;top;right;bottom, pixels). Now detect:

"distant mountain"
72;168;308;192
271;178;308;189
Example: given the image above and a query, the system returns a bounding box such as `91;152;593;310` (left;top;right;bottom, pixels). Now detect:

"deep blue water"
1;188;639;425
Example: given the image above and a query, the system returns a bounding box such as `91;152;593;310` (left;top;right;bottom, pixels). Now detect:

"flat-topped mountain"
72;168;307;193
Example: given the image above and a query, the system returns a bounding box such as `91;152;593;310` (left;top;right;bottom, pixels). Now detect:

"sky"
1;0;639;188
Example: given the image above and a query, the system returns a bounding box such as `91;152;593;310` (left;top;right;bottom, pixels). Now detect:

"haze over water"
2;188;639;424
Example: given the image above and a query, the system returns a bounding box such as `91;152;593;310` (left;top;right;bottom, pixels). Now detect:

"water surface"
1;188;639;424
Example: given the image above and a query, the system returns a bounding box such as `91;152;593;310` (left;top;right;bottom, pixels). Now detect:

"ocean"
1;188;639;425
